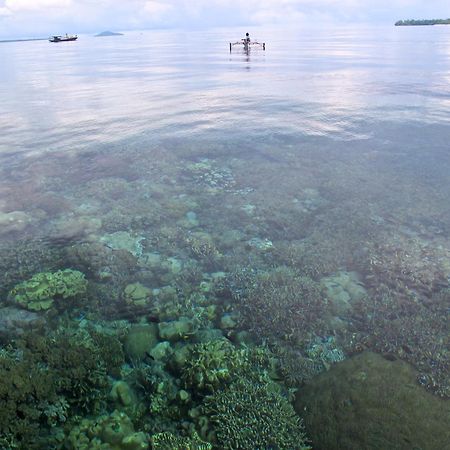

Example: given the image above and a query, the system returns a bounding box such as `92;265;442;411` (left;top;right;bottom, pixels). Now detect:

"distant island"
95;31;124;37
395;19;450;26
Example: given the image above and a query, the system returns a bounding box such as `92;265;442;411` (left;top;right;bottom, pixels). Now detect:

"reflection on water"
1;25;450;159
0;25;450;450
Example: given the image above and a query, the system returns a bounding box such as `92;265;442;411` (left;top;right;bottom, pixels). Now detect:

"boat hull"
49;36;78;42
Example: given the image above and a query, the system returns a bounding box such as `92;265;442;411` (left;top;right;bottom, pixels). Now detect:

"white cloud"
0;6;12;16
142;1;173;17
1;0;450;38
5;0;72;13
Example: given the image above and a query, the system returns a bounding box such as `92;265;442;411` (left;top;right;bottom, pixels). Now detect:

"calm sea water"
1;25;450;449
1;26;450;156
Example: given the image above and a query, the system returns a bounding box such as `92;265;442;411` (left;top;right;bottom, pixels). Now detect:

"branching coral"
0;325;126;447
0;347;61;449
204;376;310;450
25;327;119;411
230;266;326;344
150;431;212;450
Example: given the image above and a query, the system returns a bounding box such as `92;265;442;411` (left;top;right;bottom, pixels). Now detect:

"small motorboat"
49;34;78;42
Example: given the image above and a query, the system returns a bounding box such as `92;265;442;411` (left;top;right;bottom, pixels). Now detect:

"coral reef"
0;324;124;448
100;232;145;258
184;159;236;193
346;287;450;397
0;347;62;449
8;269;88;311
65;410;149;450
181;339;243;393
0;240;62;299
150;431;211;450
229;266;326;344
23;326;122;411
362;232;449;301
204;376;310;450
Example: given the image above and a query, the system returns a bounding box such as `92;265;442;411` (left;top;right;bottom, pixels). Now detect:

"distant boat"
49;34;78;42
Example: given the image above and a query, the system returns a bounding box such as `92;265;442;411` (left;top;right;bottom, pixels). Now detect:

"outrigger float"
229;39;265;52
49;34;78;42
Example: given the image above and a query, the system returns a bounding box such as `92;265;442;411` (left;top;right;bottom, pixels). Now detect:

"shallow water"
1;25;450;449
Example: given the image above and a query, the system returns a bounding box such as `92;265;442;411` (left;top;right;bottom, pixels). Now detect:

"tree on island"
395;18;450;26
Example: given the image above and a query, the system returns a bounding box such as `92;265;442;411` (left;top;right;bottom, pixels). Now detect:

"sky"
0;0;449;38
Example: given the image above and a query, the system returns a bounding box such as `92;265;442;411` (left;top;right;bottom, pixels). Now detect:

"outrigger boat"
229;39;265;52
49;34;78;42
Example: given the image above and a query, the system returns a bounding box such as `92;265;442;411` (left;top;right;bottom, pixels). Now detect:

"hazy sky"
0;0;448;38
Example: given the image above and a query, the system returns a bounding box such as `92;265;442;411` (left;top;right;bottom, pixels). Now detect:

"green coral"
8;269;88;311
65;410;149;450
128;360;183;431
204;376;310;450
25;326;121;411
182;339;277;394
0;325;125;448
150;431;211;450
182;339;241;393
0;347;63;449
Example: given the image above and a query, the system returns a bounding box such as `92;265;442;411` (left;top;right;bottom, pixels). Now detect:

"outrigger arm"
229;40;265;52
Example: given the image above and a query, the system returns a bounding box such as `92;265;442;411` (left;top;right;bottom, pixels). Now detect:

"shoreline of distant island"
0;31;124;43
395;19;450;26
95;30;123;37
0;38;47;43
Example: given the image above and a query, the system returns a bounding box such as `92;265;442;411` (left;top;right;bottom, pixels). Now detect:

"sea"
0;25;450;449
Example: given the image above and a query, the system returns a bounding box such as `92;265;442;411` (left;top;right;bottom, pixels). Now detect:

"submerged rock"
110;380;136;407
100;231;145;257
321;271;367;316
295;351;450;450
124;324;158;362
0;306;46;339
0;210;31;234
246;237;273;251
123;282;152;307
158;317;194;342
